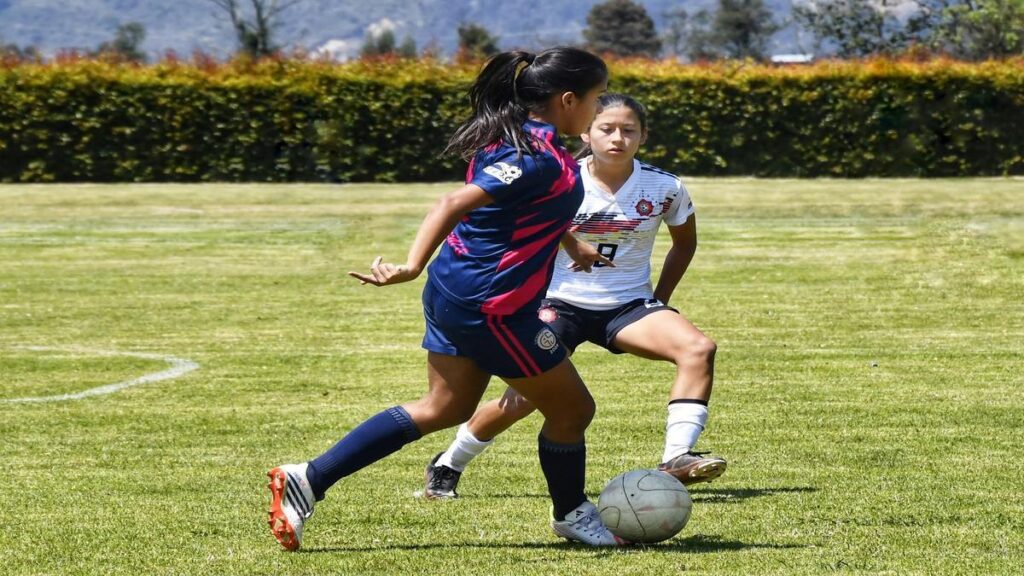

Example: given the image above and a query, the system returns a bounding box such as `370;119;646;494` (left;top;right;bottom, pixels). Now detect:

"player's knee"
672;335;716;367
564;394;596;431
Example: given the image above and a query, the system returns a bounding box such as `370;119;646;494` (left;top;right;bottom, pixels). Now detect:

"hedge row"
1;57;1023;181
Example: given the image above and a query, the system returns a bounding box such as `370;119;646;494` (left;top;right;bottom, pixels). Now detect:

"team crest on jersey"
535;327;559;352
483;162;523;185
538;306;559;324
635;198;655;216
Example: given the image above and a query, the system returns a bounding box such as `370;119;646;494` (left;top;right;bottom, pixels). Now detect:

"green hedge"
1;57;1022;181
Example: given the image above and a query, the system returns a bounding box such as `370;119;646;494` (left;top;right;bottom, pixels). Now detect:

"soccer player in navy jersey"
266;47;627;550
425;94;726;499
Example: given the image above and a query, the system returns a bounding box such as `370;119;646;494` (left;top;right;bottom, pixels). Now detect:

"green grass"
1;180;1022;575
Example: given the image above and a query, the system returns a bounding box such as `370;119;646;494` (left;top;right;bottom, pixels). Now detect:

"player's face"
582;106;646;165
561;83;608;136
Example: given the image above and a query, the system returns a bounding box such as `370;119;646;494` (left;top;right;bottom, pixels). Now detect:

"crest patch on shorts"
538;306;559;324
535;327;559;352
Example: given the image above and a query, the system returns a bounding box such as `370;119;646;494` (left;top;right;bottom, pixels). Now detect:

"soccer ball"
597;469;692;543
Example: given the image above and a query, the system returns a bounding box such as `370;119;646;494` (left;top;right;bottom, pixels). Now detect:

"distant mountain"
0;0;807;60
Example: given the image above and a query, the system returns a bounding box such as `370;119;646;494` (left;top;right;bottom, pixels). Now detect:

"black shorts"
537;297;677;354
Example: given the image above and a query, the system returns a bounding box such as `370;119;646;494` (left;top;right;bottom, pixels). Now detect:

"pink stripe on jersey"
511;220;558;243
496;224;566;272
481;247;560;315
445;232;469;256
527;128;579;205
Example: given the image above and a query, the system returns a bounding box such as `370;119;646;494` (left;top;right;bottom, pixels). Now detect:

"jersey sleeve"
470;149;561;204
664;177;695;226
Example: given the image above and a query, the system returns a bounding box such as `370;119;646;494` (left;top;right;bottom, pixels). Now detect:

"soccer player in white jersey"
424;94;726;499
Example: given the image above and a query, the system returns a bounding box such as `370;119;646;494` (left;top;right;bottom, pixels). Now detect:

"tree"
361;28;395;57
796;0;1023;60
95;22;147;62
662;7;718;60
0;37;40;62
208;0;301;58
361;29;418;58
664;0;780;60
909;0;1024;59
397;35;418;58
456;22;500;61
794;0;912;57
583;0;662;57
709;0;781;59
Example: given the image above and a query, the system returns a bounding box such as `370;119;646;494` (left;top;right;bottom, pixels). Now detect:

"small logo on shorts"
538;306;559;324
644;298;664;309
483;162;523;184
535;327;559;352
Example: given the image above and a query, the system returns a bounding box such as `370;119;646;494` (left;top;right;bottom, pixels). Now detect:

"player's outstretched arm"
348;184;494;287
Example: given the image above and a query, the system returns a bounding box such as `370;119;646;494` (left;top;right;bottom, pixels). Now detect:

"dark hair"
575;93;648;160
445;46;608;161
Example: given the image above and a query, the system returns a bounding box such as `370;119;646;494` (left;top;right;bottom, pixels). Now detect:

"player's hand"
348;256;420;286
565;240;614;273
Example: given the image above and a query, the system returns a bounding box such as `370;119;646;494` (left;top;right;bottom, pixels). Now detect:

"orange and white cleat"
658;451;727;485
266;463;316;551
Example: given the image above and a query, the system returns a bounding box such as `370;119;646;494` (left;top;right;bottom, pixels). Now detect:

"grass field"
1;180;1022;575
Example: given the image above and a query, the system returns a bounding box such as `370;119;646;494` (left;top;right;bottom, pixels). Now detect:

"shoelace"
428;465;457;489
571;509;607;536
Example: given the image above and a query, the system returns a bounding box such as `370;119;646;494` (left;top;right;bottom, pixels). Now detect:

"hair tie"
513;54;534;101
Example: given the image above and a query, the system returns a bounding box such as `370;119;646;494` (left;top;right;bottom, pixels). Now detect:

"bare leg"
466;386;537;440
501;357;594;444
612;310;716;402
402;351;492;435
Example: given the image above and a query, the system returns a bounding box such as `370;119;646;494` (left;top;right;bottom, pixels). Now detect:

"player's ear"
560;91;577;110
640;129;648;146
580;131;592;143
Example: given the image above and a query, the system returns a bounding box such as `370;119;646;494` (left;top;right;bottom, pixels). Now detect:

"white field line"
4;346;199;403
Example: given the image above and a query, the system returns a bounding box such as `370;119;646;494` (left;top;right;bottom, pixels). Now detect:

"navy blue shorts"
537;297;677;354
421;281;567;379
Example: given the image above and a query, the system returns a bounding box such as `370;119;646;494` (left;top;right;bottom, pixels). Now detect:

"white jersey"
547;157;694;310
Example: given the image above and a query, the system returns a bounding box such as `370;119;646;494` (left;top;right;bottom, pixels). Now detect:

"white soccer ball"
597;469;692;543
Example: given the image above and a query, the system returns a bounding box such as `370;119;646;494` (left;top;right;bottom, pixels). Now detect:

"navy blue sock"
305;406;422;500
538;434;587;521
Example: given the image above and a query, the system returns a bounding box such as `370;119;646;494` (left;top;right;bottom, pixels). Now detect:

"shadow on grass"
690;486;817;504
301;534;805;554
473;486;818;504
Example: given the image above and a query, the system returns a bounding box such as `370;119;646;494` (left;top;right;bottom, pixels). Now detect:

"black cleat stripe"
284;477;309;516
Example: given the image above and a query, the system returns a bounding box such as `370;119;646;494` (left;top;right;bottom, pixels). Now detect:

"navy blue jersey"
428;120;584;316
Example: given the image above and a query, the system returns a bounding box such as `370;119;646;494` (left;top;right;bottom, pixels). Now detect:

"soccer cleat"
424;452;462;499
551;501;629;546
658;451;727;485
266;462;316;551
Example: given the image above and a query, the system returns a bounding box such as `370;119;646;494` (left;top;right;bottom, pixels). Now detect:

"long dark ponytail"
445;46;608;161
575;93;649;160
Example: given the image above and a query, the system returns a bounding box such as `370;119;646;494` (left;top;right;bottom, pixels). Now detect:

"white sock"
662;401;708;463
436;423;494;472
